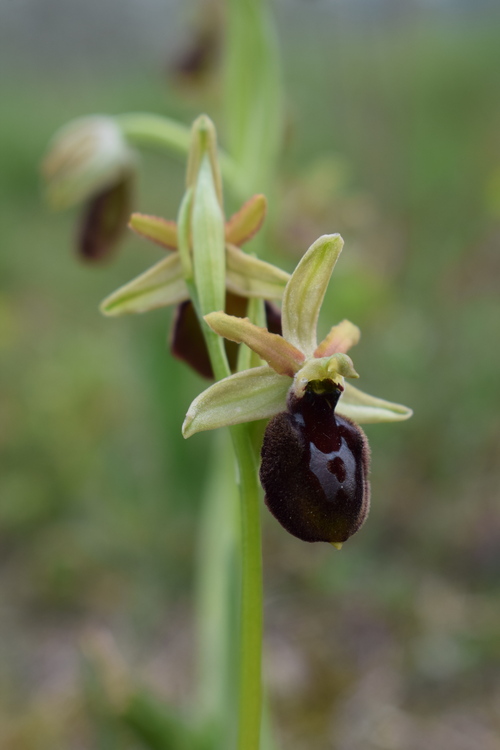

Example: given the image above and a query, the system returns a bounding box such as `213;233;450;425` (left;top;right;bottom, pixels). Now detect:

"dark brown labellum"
260;381;370;545
77;177;132;262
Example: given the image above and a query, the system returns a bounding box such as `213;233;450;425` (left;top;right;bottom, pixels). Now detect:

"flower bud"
260;380;370;545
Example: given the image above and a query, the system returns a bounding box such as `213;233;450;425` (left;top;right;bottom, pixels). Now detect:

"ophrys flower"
182;234;412;545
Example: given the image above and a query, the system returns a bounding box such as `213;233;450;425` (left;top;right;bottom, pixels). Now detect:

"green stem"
178;122;264;750
190;291;263;749
116;113;247;199
230;424;263;750
195;429;240;747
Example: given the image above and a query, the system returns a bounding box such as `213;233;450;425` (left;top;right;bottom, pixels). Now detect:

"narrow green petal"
314;319;360;358
337;382;413;424
100;254;188;316
205;311;304;377
282;234;344;357
129;213;178;250
225;244;290;300
182;366;291;437
225;194;267;246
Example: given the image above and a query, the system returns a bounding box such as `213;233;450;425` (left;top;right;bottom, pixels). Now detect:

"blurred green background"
2;1;500;748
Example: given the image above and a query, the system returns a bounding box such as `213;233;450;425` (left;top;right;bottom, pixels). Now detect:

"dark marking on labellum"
260;381;370;544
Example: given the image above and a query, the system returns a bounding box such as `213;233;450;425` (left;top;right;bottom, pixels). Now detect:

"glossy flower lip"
182;234;413;438
99;193;291;316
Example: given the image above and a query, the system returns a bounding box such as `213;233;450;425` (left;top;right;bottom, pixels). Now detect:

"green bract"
182;234;413;438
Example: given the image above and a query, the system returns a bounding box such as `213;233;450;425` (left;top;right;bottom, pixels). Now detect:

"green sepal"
281;234;344;357
338;382;413;423
182;366;291;438
225;244;290;300
100;254;188;316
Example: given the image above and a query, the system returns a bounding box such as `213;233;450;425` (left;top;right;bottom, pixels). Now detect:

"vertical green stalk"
178;149;264;748
198;340;263;750
230;425;263;750
195;429;240;748
221;6;283;731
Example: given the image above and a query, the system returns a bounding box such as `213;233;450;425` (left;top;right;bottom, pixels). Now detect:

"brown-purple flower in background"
42;116;137;263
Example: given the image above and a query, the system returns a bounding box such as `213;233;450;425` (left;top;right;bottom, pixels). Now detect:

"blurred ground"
1;2;500;748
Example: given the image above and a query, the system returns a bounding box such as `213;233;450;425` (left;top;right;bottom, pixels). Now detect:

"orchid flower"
182;234;412;546
99;193;289;318
97;115;290;377
42;116;137;261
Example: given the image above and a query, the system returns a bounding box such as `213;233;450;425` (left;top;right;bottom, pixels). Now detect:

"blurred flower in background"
42;116;137;261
